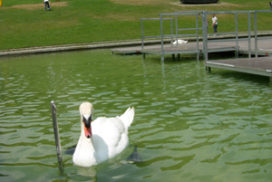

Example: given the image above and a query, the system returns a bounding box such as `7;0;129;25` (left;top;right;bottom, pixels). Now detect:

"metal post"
160;16;166;89
196;13;200;61
50;101;64;174
235;13;239;58
254;11;258;58
160;14;165;62
170;18;174;47
175;15;178;41
141;19;144;58
248;12;252;59
171;18;174;46
202;11;208;62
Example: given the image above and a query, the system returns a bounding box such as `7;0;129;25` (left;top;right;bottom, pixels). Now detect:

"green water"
0;50;272;182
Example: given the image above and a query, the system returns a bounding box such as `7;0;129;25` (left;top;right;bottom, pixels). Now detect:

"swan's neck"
80;122;94;147
80;122;87;138
73;123;96;167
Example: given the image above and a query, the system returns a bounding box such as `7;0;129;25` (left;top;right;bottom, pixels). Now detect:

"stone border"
0;41;143;57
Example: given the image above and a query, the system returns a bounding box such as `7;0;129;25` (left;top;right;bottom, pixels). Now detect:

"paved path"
0;40;143;57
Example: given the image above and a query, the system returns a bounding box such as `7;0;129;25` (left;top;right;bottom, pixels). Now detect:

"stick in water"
50;101;64;173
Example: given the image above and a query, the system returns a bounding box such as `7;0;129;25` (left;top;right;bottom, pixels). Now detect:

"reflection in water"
160;58;166;90
0;51;272;182
77;167;97;182
142;56;167;89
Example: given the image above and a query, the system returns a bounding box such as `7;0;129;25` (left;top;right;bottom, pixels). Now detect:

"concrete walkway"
0;40;144;57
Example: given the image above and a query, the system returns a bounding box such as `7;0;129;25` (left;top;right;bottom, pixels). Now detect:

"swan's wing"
92;117;125;147
92;117;128;158
118;107;135;130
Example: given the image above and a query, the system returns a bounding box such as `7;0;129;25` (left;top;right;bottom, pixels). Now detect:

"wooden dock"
205;56;272;78
112;37;272;80
114;10;272;80
112;37;272;57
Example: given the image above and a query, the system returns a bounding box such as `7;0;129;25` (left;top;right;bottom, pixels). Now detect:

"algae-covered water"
0;50;271;182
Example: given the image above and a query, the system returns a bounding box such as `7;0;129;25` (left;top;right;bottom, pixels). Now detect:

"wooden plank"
206;56;272;77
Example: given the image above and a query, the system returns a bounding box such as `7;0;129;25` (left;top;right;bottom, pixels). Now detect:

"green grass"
0;0;271;50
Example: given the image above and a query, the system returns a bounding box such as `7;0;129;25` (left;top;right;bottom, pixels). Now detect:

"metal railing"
141;11;203;61
141;9;272;62
202;10;272;62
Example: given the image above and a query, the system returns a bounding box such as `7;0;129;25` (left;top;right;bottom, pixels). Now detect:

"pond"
0;50;272;182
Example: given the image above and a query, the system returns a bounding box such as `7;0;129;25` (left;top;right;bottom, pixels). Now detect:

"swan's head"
79;102;93;138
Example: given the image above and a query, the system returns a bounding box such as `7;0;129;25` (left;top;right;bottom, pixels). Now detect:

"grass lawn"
0;0;271;50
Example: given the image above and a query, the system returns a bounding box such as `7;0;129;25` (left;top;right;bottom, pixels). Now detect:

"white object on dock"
172;39;188;46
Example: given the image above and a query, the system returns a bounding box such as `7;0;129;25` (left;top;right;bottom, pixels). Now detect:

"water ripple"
0;51;272;181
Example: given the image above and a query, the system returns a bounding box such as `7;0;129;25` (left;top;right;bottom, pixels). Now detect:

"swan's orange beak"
84;126;92;138
83;115;92;138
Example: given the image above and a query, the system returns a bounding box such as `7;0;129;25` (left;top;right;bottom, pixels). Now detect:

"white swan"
73;102;135;167
172;39;188;46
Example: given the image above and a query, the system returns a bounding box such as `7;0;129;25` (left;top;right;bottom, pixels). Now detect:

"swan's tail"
119;107;135;129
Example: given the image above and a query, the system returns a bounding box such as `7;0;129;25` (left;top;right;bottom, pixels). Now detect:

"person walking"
44;0;51;11
212;14;218;35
